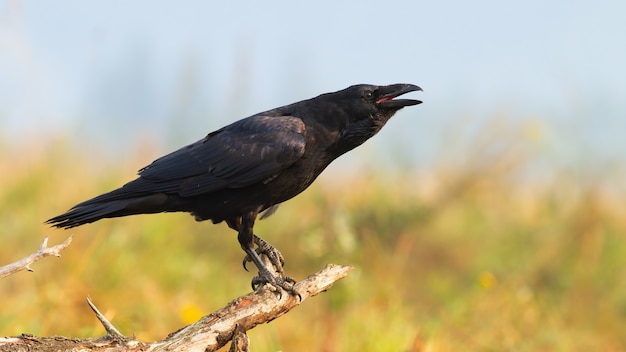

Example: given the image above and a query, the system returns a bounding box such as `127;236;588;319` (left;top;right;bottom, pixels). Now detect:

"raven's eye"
363;90;374;100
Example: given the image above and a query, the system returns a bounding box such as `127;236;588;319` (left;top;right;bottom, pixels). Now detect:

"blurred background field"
2;1;626;351
1;121;625;351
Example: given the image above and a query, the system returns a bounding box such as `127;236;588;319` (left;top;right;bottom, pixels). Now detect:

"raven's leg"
243;235;285;275
231;212;297;294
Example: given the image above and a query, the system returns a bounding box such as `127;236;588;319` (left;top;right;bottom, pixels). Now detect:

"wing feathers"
138;115;306;197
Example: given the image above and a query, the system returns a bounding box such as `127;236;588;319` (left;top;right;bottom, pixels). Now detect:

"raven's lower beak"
376;83;422;109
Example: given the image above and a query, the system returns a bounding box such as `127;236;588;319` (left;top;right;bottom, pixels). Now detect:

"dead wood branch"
0;236;73;279
0;264;353;352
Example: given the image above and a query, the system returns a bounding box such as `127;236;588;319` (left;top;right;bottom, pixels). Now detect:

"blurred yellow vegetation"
1;122;625;351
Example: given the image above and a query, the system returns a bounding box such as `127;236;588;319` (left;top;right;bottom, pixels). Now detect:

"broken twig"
0;236;73;279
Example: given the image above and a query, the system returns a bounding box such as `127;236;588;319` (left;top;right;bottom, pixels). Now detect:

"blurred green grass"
1;125;625;351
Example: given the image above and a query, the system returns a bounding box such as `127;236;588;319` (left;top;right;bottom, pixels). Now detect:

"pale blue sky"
1;0;625;167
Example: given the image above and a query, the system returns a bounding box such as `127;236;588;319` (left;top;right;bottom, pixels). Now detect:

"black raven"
47;83;422;294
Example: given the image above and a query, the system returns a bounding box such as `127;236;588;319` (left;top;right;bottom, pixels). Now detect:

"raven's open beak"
376;83;422;109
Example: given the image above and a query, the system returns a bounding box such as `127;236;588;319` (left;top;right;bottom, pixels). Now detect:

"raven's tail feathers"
46;200;132;229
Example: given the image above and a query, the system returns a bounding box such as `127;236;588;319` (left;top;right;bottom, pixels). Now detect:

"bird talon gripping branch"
251;272;299;299
46;84;422;294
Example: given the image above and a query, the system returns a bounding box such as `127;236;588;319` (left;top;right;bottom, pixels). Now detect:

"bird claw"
242;235;286;274
251;271;299;299
241;235;299;299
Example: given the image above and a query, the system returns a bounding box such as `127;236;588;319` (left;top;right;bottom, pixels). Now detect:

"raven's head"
325;83;422;156
330;83;422;126
322;83;422;113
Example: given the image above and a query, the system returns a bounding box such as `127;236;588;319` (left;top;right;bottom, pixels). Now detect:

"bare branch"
0;264;353;352
149;263;352;351
228;325;250;352
87;297;126;340
0;236;73;279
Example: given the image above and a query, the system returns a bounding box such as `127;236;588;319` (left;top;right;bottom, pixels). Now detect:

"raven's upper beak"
376;83;422;109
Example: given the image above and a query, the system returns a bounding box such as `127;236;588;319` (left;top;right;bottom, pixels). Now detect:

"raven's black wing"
136;115;307;196
54;114;307;211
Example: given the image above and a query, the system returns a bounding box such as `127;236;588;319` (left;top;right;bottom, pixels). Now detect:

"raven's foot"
251;269;298;296
243;235;286;275
242;236;299;298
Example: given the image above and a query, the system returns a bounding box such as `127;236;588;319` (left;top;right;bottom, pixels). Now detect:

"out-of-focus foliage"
1;122;625;351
